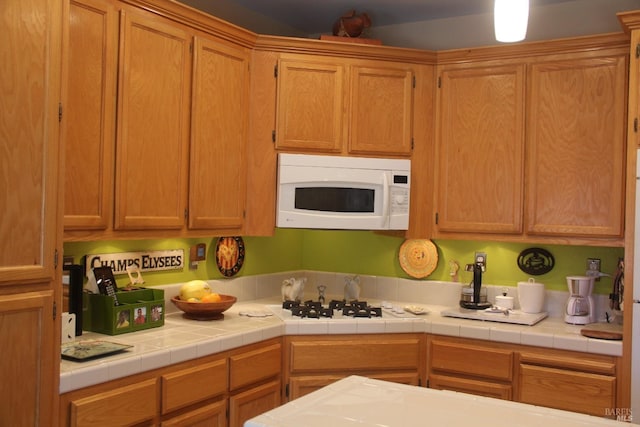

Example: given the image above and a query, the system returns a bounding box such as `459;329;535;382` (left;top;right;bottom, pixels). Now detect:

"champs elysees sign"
85;250;184;276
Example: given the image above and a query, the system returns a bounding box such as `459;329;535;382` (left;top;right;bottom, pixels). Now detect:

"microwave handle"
382;172;390;228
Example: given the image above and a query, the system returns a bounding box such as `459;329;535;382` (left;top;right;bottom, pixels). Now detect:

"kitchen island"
244;375;628;427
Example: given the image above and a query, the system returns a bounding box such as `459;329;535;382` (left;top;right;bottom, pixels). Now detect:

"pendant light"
494;0;529;43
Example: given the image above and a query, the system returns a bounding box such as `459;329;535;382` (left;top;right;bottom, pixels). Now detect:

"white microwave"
276;153;410;230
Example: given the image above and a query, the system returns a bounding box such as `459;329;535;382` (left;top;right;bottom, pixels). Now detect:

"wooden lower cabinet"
60;338;282;427
517;351;618;417
229;380;281;427
284;334;426;401
427;335;620;418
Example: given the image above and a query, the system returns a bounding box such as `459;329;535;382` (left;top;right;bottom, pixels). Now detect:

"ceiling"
178;0;640;50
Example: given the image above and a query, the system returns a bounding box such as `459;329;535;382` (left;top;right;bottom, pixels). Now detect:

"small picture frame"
134;307;147;325
150;304;163;322
116;309;130;329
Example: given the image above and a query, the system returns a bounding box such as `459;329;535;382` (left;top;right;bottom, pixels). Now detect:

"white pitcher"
344;275;361;301
282;277;306;302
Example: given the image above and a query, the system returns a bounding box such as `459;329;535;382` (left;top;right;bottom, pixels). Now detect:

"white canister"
494;295;514;310
517;278;545;313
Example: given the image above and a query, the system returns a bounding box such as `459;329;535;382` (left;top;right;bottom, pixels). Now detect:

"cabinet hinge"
411;138;414;150
635;118;638;133
636;43;640;59
435;212;439;225
274;64;278;78
412;75;416;88
184;209;188;220
272;130;276;143
53;301;57;320
285;383;289;398
437;76;441;88
54;248;59;269
58;103;63;122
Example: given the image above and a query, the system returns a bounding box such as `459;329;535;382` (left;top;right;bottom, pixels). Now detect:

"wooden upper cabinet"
189;37;249;230
274;56;415;156
349;65;414;156
65;0;117;230
275;58;346;152
435;64;526;234
0;0;62;285
526;55;627;238
114;9;192;230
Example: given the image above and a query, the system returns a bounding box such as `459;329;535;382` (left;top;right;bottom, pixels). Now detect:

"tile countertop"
59;296;623;394
244;375;629;427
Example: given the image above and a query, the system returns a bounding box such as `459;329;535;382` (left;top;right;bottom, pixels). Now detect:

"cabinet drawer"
518;364;616;417
429;373;512;400
430;339;513;381
290;337;421;373
161;358;228;414
70;378;157;426
230;342;281;391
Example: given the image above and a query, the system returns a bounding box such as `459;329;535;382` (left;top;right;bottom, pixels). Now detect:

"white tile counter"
244;375;629;427
59;297;623;394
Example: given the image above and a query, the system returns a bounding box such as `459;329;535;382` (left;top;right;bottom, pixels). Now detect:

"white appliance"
276;153;410;230
632;149;640;423
564;276;596;325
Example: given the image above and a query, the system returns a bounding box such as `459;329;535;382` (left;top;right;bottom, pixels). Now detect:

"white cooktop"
244;376;627;427
441;307;548;326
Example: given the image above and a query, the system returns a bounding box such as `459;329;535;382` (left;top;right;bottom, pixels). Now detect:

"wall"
63;228;623;294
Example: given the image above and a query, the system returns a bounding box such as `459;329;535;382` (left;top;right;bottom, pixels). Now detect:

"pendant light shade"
494;0;529;43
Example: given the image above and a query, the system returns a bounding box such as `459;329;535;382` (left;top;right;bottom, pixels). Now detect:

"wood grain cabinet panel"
161;359;228;415
161;399;227;427
435;64;526;234
429;373;512;400
526;54;627;238
349;66;414;156
229;342;282;391
188;36;249;231
429;338;513;381
275;58;346;152
518;364;616;417
229;380;281;427
114;8;192;230
70;379;158;426
64;0;117;230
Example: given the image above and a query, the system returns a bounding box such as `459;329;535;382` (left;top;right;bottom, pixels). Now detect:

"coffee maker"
565;276;596;324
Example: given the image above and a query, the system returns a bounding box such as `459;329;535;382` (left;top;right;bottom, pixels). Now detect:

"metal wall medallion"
517;247;555;275
215;236;245;277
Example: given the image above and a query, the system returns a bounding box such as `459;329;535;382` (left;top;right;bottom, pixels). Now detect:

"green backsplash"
63;228;624;294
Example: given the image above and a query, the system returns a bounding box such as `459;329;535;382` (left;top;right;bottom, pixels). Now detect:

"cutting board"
580;323;623;340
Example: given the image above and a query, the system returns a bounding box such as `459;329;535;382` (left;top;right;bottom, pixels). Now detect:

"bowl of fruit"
171;280;237;320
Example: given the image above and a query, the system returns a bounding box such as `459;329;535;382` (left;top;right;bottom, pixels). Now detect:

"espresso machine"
565;275;596;324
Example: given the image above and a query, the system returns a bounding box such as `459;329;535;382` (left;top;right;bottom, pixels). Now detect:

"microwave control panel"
390;187;409;214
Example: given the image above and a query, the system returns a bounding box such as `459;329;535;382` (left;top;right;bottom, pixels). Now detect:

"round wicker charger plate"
398;239;438;279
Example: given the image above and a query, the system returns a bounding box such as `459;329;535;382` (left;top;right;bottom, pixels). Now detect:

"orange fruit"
201;293;221;303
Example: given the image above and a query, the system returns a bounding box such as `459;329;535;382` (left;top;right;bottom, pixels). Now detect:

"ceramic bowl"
171;294;237;320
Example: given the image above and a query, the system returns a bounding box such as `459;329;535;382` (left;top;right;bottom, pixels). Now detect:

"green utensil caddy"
83;288;165;335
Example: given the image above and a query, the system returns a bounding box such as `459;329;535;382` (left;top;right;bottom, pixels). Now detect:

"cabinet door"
0;0;62;285
70;378;158;426
0;292;56;425
189;37;249;230
526;55;626;237
275;58;346;152
435;64;525;234
0;0;62;421
349;65;414;156
429;374;512;400
161;399;227;427
114;9;191;230
518;364;616;417
64;0;117;230
229;380;281;427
